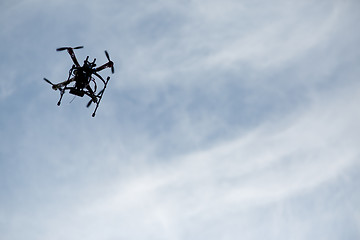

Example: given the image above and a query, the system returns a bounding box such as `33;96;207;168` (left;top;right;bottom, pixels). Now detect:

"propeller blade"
104;51;114;73
86;99;93;108
105;50;110;61
56;47;69;51
57;46;83;51
43;78;53;85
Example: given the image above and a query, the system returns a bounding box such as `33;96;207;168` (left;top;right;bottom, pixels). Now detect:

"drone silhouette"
44;46;114;117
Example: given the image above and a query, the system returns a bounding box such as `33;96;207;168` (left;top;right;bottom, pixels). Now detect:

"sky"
1;0;360;239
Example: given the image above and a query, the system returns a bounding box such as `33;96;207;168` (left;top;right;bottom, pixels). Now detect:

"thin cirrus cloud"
0;0;360;239
17;80;360;240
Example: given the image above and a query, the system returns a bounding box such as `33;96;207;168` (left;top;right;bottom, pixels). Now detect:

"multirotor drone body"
44;46;114;117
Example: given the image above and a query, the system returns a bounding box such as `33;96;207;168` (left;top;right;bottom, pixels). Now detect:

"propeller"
105;50;115;74
43;78;53;85
86;99;93;108
105;50;110;60
56;47;68;51
56;46;84;51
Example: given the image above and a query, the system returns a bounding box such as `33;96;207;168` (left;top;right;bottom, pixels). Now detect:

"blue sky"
1;0;360;239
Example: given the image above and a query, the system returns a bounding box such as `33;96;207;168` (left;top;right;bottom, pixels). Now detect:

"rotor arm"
56;46;83;67
67;48;81;67
95;61;113;73
95;50;114;73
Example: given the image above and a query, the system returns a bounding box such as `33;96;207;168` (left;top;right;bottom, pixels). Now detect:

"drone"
44;46;114;117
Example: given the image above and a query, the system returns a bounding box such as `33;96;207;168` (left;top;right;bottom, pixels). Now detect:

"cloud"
12;80;357;240
1;0;360;239
111;0;346;89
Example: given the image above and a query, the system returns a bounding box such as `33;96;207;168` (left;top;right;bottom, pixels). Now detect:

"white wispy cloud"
12;80;357;240
1;0;360;239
